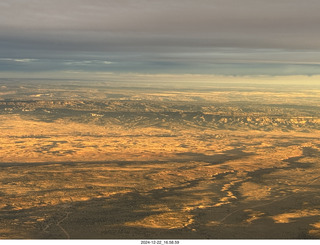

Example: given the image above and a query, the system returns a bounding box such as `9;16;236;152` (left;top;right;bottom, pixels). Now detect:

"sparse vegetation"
0;81;319;239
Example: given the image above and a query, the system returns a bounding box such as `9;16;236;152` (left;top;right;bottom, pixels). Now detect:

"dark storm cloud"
1;0;320;75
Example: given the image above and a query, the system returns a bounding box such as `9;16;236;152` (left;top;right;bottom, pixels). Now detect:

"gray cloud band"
1;0;320;75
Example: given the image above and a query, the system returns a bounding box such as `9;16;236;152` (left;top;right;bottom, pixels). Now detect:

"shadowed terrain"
0;80;319;239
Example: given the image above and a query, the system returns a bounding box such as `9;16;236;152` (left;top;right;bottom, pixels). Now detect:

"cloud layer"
1;0;320;76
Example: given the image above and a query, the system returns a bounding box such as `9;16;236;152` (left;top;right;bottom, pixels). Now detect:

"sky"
1;0;320;78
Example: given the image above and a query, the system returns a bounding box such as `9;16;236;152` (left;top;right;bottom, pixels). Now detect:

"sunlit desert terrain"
0;79;319;239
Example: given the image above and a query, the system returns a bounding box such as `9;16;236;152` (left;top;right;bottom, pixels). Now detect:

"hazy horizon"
1;0;320;79
1;0;320;240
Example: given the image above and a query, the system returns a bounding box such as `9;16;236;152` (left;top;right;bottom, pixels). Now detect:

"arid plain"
0;79;320;239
